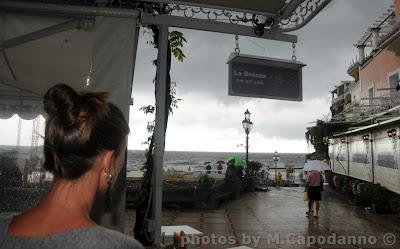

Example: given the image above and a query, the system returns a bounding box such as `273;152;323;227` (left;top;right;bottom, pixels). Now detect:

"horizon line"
0;145;310;154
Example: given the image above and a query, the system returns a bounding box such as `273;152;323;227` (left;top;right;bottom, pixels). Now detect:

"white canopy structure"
0;10;138;120
0;5;139;232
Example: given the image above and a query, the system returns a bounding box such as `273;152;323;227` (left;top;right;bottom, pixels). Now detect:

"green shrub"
245;161;262;176
389;196;400;213
198;174;216;189
168;172;184;179
371;184;393;206
163;181;174;189
355;183;396;212
355;184;374;207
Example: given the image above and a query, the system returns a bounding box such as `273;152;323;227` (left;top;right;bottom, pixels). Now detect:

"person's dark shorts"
307;186;321;201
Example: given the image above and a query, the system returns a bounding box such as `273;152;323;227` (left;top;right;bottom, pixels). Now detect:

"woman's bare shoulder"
1;214;144;249
6;208;95;237
82;226;145;249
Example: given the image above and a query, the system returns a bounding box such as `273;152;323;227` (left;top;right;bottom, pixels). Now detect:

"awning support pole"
151;24;169;247
2;20;79;49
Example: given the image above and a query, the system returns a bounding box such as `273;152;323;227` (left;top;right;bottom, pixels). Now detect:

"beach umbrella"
228;156;246;168
303;160;330;172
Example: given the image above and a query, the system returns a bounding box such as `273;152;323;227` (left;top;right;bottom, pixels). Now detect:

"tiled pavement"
125;187;400;249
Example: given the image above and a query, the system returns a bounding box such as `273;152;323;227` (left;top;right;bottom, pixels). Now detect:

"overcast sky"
128;0;393;153
0;0;394;153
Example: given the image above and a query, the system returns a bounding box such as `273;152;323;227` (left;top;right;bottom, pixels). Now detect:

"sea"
0;146;307;175
127;150;306;171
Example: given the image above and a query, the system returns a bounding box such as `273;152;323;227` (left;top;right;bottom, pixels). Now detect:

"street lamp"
242;109;253;164
244;109;251;120
272;151;280;176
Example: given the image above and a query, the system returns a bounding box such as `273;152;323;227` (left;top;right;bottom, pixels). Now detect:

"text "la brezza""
233;70;266;79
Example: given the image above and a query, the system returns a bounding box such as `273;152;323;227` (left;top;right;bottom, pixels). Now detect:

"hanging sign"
227;53;306;101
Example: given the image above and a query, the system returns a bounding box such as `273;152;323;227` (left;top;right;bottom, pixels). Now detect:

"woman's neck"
8;174;99;237
42;177;97;216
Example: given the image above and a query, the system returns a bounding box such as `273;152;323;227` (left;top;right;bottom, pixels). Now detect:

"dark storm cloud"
130;0;394;148
297;0;394;98
133;0;393;99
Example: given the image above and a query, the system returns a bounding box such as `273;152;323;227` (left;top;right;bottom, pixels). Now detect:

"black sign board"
227;53;306;101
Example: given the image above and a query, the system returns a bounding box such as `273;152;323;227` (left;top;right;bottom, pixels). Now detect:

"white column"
357;45;365;62
16;116;22;148
152;24;168;247
372;28;380;50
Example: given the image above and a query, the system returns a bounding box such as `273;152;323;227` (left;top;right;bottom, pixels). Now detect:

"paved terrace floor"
125;187;400;249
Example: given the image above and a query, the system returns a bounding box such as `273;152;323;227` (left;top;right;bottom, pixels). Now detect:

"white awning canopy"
0;6;139;232
0;11;138;120
0;80;43;120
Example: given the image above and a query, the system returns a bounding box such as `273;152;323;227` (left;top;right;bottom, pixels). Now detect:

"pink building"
328;1;400;195
332;1;400;121
352;1;400;108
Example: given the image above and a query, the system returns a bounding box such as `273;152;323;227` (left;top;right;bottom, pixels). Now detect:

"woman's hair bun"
42;84;129;180
43;84;81;127
79;92;110;141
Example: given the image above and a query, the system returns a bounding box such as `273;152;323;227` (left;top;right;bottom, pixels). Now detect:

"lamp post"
242;109;253;164
272;151;280;177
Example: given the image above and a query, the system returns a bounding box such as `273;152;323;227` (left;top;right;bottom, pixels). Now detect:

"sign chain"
292;42;297;61
235;34;240;54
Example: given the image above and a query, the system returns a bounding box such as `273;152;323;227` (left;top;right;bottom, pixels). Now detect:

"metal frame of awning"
139;0;332;33
140;12;298;42
139;0;286;16
0;1;140;18
0;0;332;42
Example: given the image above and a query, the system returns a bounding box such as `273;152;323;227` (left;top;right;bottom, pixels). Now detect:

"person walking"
275;171;282;186
206;164;212;174
217;162;223;174
305;170;322;218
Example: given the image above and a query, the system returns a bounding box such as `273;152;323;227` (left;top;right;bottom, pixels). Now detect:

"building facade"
328;1;400;194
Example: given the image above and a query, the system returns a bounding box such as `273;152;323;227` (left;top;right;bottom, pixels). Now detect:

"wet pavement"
125;187;400;249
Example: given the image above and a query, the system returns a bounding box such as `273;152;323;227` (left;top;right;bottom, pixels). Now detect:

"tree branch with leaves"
305;120;350;160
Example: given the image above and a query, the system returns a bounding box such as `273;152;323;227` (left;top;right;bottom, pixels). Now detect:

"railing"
337;95;400;121
359;95;400;115
331;94;400;122
331;112;346;121
377;20;400;48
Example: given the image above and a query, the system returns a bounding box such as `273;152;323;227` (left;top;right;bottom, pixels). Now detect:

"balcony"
378;21;400;56
331;94;400;122
347;61;360;80
355;95;400;117
331;94;344;104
